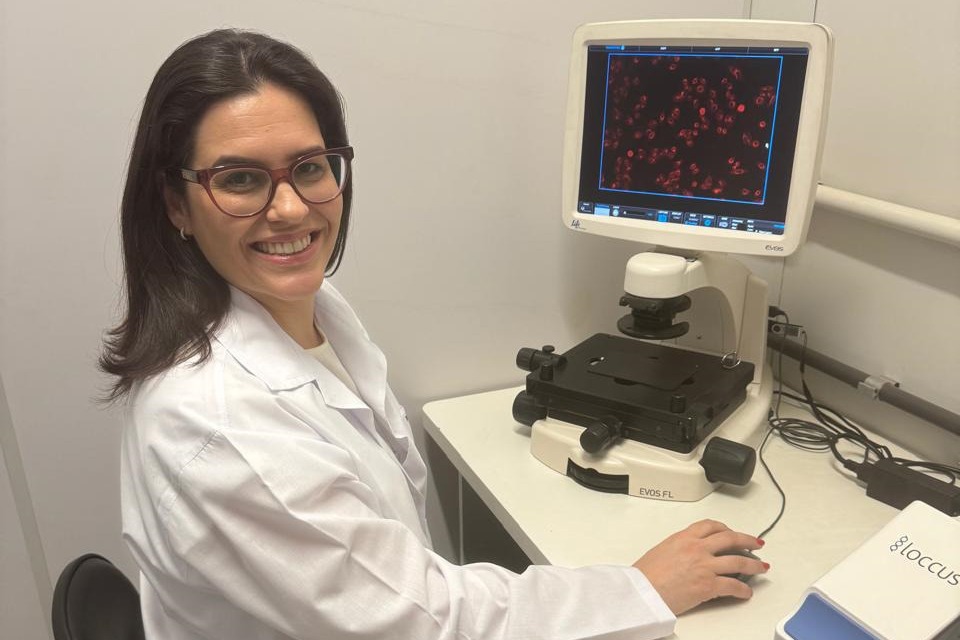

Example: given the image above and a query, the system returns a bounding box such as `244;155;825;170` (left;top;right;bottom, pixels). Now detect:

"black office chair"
51;553;145;640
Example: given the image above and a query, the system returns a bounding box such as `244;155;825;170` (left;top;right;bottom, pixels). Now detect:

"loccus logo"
889;533;960;587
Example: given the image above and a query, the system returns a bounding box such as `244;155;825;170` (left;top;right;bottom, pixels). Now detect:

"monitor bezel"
562;20;833;256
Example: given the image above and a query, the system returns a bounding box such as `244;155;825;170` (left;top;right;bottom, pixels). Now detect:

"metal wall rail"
816;185;960;248
768;332;960;438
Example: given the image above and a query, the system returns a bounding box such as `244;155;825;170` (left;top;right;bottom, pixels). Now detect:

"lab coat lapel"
217;288;378;438
314;285;388;426
218;286;401;455
314;285;414;466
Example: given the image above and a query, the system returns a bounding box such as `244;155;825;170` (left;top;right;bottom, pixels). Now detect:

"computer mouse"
718;548;762;584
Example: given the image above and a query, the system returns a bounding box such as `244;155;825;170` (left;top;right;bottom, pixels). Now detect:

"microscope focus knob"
512;391;547;427
516;346;565;372
580;416;623;454
698;437;757;486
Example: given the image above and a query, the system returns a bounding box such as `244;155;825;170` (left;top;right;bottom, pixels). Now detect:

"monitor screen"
562;21;833;256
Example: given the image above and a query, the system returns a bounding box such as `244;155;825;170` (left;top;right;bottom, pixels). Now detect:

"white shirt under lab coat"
120;283;676;640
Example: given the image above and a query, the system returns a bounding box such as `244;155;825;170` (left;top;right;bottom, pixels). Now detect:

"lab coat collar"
215;285;388;420
312;283;389;421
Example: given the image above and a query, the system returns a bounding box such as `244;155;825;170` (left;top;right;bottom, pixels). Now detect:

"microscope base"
529;368;772;502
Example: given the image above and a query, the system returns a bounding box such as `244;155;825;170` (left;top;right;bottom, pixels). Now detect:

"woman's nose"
265;181;309;223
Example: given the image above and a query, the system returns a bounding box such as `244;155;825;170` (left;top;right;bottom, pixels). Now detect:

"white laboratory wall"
777;0;960;449
1;2;958;639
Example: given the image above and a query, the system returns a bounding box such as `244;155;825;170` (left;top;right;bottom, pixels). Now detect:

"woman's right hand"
632;519;768;615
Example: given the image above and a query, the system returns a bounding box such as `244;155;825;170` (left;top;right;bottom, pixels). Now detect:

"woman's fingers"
632;520;770;615
702;529;765;555
712;576;755;601
711;553;768;579
682;518;731;538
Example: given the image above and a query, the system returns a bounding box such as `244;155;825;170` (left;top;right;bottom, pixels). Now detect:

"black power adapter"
849;458;960;516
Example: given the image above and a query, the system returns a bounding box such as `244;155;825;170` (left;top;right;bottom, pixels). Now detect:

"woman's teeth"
255;234;312;255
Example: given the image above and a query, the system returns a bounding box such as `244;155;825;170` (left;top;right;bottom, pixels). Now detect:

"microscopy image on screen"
600;54;783;204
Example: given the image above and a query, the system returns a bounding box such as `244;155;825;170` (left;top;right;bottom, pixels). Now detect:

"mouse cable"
756;424;786;540
754;308;792;540
756;321;877;539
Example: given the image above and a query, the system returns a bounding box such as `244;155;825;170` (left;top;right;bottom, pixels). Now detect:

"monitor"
562;20;833;256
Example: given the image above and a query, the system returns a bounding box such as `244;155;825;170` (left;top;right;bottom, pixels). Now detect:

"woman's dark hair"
100;29;351;402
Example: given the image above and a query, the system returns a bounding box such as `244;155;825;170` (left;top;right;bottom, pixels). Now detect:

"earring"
180;228;189;241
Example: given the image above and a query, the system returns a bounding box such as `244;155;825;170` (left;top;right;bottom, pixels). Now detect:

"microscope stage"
523;334;754;453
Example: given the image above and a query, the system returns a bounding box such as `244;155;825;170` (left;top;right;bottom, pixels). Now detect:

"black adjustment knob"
539;362;554;381
516;347;539;371
515;345;566;372
512;391;547;426
580;416;623;453
698;437;757;485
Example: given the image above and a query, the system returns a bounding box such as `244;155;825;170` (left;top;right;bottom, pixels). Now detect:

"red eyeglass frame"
172;145;354;218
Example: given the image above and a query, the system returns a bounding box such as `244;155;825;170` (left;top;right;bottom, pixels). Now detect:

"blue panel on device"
783;593;879;640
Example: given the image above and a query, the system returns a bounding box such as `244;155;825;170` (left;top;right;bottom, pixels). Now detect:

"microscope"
513;19;833;501
513;250;771;501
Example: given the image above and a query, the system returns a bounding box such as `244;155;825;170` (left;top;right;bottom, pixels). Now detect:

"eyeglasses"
173;146;354;217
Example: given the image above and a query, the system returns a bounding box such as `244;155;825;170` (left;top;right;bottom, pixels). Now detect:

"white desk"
423;386;904;640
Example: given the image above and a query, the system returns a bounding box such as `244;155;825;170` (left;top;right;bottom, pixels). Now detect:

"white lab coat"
120;283;676;640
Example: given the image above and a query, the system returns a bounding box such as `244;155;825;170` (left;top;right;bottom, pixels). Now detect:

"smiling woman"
100;29;352;398
101;28;767;640
165;84;346;346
